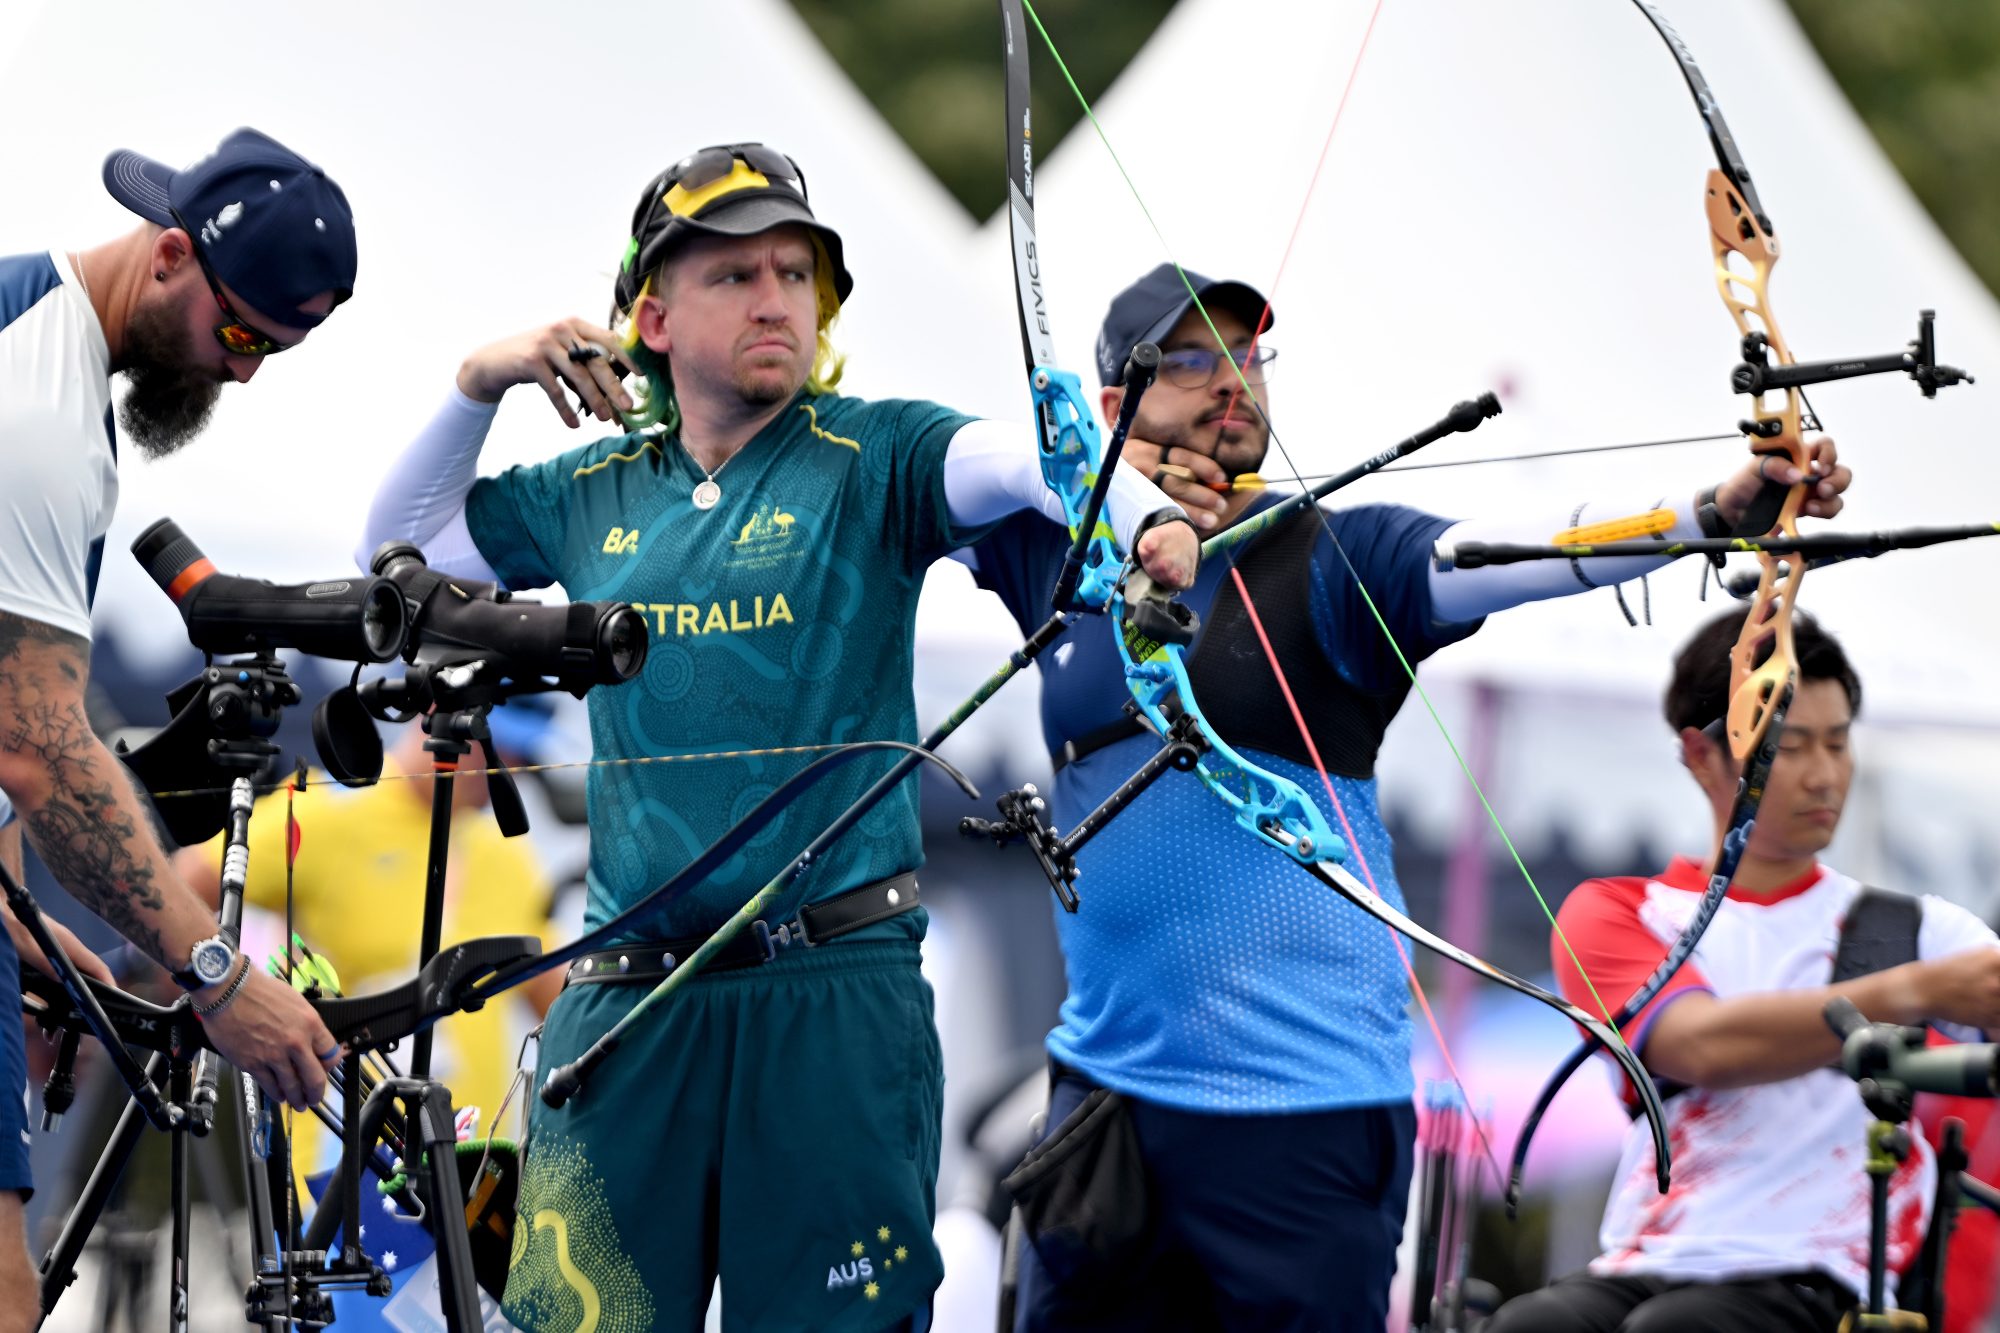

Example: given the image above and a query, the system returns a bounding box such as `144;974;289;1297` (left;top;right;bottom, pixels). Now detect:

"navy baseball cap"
103;127;357;330
1095;263;1273;386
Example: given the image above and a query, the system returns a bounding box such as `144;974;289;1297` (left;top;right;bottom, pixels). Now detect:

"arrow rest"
960;784;1079;912
962;712;1209;914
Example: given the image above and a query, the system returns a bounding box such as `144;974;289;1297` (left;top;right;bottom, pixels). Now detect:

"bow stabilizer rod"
1436;522;2000;571
1203;393;1502;562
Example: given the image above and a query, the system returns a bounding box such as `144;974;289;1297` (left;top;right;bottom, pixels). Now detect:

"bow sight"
1730;310;1972;416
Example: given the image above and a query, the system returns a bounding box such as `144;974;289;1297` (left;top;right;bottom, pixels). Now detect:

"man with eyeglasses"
0;125;355;1326
359;144;1199;1332
965;263;1858;1332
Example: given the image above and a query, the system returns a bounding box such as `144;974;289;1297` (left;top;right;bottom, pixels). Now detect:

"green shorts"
501;937;944;1333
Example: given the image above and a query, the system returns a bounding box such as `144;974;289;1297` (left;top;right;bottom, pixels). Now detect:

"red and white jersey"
1553;858;1997;1301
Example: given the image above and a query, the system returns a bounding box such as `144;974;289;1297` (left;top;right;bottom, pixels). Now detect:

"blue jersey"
972;497;1477;1112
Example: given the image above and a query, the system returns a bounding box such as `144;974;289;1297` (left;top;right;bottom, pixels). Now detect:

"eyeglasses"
631;143;809;267
660;143;809;213
170;208;290;357
1158;344;1276;389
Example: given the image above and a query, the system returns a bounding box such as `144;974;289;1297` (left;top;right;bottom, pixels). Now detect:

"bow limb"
1113;569;1347;866
1291;854;1672;1193
1507;0;1828;1208
1001;0;1162;616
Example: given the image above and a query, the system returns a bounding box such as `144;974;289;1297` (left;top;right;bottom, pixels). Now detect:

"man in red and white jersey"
1487;607;2000;1333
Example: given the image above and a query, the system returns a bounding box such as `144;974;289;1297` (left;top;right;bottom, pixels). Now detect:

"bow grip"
1119;568;1199;656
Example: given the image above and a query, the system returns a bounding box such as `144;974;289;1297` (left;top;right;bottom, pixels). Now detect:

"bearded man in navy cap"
0;126;357;1324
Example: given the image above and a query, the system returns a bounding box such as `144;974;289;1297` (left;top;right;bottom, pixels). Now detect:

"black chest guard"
1187;508;1413;781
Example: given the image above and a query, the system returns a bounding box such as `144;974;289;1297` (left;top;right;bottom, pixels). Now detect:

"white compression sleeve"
356;387;502;581
1427;491;1701;623
943;417;1177;551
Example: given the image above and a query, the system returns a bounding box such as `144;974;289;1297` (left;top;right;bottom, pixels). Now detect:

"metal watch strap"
192;955;252;1019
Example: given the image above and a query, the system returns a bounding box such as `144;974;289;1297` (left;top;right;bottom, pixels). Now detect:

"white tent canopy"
971;0;2000;716
3;0;1996;895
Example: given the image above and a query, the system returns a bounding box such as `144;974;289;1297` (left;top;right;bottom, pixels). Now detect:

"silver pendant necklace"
685;441;735;511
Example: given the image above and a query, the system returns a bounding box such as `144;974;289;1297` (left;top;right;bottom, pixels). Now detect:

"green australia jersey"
464;390;981;938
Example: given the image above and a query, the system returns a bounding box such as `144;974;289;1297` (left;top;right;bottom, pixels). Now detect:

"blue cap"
103;127;357;330
1094;263;1272;386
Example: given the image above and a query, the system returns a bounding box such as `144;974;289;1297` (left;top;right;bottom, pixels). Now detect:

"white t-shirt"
0;249;118;827
1555;857;1998;1303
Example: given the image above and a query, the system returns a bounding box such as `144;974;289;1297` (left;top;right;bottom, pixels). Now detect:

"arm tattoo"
0;610;170;963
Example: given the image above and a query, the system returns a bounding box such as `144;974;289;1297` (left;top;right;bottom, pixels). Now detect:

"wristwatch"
171;933;238;993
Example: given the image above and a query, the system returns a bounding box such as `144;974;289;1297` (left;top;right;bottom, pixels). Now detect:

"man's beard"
731;344;808;408
118;301;223;459
733;364;799;407
1142;409;1270;478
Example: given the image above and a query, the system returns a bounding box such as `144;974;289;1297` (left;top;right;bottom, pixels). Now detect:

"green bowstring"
1018;0;1627;1040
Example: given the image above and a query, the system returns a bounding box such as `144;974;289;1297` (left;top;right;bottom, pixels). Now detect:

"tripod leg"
995;1206;1023;1333
232;1073;285;1333
412;1082;483;1333
36;1053;163;1326
170;1058;191;1333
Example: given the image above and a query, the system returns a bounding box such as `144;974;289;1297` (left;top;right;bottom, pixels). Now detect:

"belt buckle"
750;918;778;961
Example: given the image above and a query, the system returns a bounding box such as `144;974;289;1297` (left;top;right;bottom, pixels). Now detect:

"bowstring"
1229;566;1504;1186
1019;0;1631;1058
136;741;893;804
1165;431;1742;493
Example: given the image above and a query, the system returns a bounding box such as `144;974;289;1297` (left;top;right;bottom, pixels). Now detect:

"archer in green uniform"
359;143;1197;1332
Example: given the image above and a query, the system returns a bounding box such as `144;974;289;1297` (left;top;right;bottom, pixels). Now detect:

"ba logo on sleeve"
602;527;642;555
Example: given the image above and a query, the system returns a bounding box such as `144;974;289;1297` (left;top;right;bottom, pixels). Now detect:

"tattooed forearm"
0;610;180;967
22;760;169;962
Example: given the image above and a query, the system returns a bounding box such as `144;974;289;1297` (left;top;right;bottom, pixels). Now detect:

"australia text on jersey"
626;595;795;638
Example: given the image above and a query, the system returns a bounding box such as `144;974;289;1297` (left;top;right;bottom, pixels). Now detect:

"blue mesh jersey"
466;391;978;939
972;498;1479;1112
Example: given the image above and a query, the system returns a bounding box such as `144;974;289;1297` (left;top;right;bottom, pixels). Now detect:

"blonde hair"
615;232;846;434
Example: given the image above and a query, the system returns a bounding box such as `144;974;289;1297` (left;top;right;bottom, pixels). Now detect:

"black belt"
563;872;919;988
1052;717;1147;773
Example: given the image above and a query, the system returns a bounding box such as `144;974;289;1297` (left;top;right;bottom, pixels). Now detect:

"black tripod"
19;653;308;1330
1823;997;2000;1330
22;653;534;1331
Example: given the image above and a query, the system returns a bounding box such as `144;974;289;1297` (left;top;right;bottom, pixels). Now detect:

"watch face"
192;938;235;985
